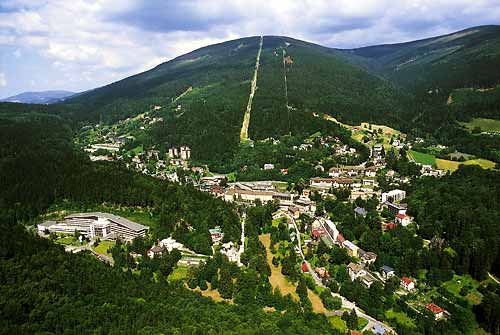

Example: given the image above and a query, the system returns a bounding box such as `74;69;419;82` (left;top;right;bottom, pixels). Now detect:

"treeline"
0;221;339;335
0;111;240;254
408;165;500;279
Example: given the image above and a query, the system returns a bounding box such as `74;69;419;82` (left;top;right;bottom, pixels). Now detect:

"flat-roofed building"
38;212;149;241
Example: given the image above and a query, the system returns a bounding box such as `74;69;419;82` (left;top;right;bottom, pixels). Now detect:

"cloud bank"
0;0;499;97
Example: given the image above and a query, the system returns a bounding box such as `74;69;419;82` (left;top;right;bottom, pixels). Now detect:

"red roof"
301;262;308;272
312;228;326;237
426;303;444;314
396;213;408;219
337;233;346;243
384;222;397;230
401;276;413;285
351;331;362;335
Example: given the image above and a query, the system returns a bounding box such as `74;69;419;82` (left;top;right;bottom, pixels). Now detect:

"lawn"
441;274;483;305
460;118;500;133
329;316;348;332
56;235;81;246
436;158;496;172
408;150;436;166
357;317;369;331
385;309;416;328
168;266;189;281
92;240;115;257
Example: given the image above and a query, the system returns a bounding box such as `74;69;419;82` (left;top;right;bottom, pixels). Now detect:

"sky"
1;0;499;98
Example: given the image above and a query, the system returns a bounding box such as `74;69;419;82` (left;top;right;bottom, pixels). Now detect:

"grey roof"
40;220;57;227
354;207;368;216
381;265;394;273
65;212;149;232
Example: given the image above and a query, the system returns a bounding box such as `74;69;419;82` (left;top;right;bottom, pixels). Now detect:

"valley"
1;25;500;335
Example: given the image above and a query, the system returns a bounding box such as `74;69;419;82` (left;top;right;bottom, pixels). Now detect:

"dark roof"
381;265;394;273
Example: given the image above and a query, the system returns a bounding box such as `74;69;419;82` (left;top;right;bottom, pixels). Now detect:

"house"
386;170;395;178
301;262;309;272
400;276;415;291
359;249;377;264
312;228;326;240
264;163;275;170
363;179;376;186
328;168;341;177
382;222;397;231
147;245;164;258
343;240;359;257
336;233;346;244
220;241;239;263
425;303;445;320
381;265;395;279
347;262;377;287
159;237;185;252
315;267;329;278
209;227;224;243
381;189;406;203
372;324;388;335
395;213;411;226
354;207;368;218
365;166;377;177
179;146;191;160
322;219;339;241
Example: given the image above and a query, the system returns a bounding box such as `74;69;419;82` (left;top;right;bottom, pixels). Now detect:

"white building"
381;189;406;203
395;213;411;226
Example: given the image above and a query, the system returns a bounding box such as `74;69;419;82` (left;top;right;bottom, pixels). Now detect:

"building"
372;324;388;335
395;213;411;226
263;163;275;170
312;228;326;240
38;212;149;241
425;303;445;320
381;189;406;203
315;267;330;278
147;245;164;258
322;219;339;241
220;241;239;263
365;166;377;177
224;187;274;204
343;240;359;257
179;146;191;160
400;276;415;291
383;201;407;215
310;177;353;189
159;237;184;252
382;222;397;231
359;249;377;265
354;207;368;218
381;265;395;280
209;227;224;243
347;262;377;287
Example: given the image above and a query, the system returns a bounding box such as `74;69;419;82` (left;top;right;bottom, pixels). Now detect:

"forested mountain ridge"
341;25;500;93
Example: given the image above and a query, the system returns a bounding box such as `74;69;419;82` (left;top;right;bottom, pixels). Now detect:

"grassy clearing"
259;234;299;300
328;316;348;332
55;235;82;246
441;274;483;305
385;309;416;328
460;118;500;133
168;266;189;281
92;240;115;257
408;150;436;166
307;289;327;314
192;283;230;303
357;317;369;330
436;158;496;172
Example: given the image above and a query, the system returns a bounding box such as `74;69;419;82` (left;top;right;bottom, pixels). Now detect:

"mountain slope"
342;25;500;93
2;90;75;104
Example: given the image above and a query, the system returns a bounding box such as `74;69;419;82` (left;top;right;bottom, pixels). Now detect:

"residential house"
347;262;377;287
315;267;330;279
209;227;224;243
382;222;397;231
383;201;407;215
365;166;377;177
147;245;164;258
264;163;275;170
372;324;388;335
312;228;326;240
354;207;368;218
395;213;411;226
425;303;445;320
179;146;191;160
328;168;341;177
381;265;395;279
343;240;359;257
400;276;415;291
359;249;377;265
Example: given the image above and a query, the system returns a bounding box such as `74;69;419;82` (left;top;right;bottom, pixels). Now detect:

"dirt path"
173;86;193;103
240;35;263;142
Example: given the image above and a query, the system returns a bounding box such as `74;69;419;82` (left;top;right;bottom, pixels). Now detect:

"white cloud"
0;73;7;87
13;49;21;58
0;0;499;95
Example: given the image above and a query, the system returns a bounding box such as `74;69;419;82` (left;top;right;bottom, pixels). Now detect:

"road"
285;213;395;334
237;212;246;266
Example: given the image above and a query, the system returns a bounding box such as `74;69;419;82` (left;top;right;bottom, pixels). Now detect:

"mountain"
341;25;500;93
2;90;76;104
62;26;500;165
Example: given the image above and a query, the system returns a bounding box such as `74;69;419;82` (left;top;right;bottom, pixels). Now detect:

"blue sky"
1;0;499;98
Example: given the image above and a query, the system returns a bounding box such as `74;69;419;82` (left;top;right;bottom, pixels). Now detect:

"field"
192;283;229;303
441;274;483;305
385;309;416;328
168;266;189;281
92;240;115;257
436;158;496;171
460;118;500;133
328;316;348;332
408;150;436;166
